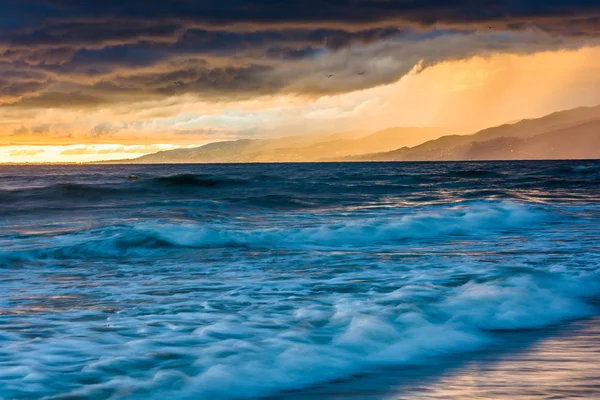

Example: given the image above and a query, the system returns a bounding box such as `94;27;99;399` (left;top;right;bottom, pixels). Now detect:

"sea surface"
0;161;599;399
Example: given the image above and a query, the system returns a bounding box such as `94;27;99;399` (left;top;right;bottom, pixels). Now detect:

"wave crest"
1;202;546;263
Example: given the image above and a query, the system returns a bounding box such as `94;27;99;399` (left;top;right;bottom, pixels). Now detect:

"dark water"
0;161;599;399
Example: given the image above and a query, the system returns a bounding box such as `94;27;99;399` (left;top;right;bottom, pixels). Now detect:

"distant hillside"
114;104;600;164
130;127;448;163
345;105;600;162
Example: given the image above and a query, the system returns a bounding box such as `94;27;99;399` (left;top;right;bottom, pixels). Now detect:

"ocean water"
0;160;599;399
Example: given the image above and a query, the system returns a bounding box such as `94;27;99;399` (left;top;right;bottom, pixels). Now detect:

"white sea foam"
38;270;596;400
1;201;543;262
148;201;545;249
1;200;598;399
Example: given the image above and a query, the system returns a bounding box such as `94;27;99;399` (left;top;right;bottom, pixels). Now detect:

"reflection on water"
397;318;600;399
278;318;600;399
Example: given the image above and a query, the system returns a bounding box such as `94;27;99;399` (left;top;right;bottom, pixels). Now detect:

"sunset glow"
2;1;600;162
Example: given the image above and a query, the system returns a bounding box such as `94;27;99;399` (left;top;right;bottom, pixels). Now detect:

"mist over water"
0;161;599;399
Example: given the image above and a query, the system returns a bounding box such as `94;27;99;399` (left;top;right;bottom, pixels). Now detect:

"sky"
1;0;600;163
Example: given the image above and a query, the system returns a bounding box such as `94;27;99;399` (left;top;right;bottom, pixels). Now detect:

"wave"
1;182;125;198
177;275;597;400
0;173;253;205
449;170;504;178
235;194;317;209
1;201;546;262
154;201;542;250
151;173;249;187
572;164;600;174
546;163;600;177
28;266;598;400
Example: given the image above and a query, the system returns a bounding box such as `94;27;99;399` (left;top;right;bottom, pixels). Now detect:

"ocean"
0;160;599;399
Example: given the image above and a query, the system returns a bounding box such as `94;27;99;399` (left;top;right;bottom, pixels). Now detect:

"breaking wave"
1;201;546;262
3;247;598;399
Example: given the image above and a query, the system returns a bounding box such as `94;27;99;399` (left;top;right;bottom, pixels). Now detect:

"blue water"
0;161;599;399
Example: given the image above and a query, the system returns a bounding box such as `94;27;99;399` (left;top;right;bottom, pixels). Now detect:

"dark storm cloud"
5;1;600;33
174;27;404;55
0;0;599;109
92;63;282;98
7;22;182;48
5;91;106;108
21;27;403;76
0;79;49;97
3;62;283;108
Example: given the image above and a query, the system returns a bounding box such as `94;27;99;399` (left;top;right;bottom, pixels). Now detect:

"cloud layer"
1;0;600;147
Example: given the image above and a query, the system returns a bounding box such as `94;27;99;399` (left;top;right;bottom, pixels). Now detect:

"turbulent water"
0;161;599;399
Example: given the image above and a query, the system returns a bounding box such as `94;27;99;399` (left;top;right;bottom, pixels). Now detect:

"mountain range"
130;127;449;163
121;105;600;163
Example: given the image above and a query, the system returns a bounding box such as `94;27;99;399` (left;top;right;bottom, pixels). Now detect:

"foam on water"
0;161;598;399
1;201;546;261
1;256;597;399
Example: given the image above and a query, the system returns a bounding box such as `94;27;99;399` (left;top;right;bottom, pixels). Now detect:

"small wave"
547;164;600;177
0;183;131;203
151;173;249;187
450;170;504;178
0;174;251;205
237;194;317;209
572;164;600;174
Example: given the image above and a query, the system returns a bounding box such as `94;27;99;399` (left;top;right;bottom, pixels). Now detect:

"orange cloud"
8;148;45;157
